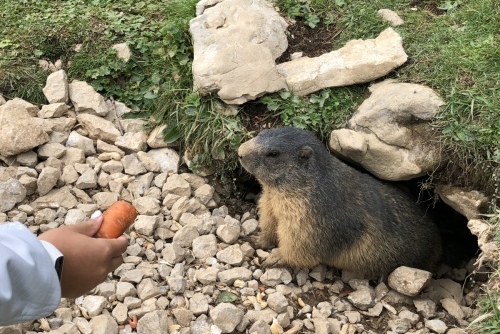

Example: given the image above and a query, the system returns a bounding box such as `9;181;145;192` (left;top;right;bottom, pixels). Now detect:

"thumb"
70;211;103;236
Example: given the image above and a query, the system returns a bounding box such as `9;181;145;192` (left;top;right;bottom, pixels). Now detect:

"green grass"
471;290;500;333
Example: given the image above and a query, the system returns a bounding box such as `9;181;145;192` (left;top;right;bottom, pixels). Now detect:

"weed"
259;86;364;139
471;289;500;334
160;92;250;176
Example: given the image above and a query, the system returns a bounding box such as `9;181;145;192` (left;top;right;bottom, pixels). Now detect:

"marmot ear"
299;146;313;163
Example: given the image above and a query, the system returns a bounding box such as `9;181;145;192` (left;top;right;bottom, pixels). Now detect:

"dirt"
276;21;339;63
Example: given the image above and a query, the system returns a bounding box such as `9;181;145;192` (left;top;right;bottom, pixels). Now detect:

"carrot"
95;200;138;239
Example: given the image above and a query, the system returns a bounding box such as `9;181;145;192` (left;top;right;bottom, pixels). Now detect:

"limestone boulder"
76;114;121;144
0;101;49;156
68;80;109;116
436;185;489;220
43;70;69;104
329;79;444;180
0;178;27;212
277;28;407;96
190;0;288;104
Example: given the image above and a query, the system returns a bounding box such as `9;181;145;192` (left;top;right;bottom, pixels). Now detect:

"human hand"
38;212;128;298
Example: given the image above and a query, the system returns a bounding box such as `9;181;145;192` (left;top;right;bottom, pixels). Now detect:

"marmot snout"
239;126;442;277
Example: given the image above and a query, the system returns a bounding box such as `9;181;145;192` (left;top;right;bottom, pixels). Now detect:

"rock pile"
0;73;486;334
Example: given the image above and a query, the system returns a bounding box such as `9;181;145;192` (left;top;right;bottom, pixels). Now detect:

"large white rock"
76;114;121;144
277;28;408;96
190;0;288;104
0;100;49;156
329;80;443;180
43;69;69;103
69;80;109;116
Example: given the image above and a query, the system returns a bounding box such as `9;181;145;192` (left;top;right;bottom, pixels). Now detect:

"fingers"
68;212;103;237
106;235;129;257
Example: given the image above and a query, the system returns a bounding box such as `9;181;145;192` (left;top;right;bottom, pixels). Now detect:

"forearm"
0;222;61;326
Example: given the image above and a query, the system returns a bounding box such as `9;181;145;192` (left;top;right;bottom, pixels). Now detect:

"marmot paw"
261;248;287;269
242;235;275;250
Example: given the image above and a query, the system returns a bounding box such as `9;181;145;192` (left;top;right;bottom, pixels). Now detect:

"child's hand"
38;212;128;298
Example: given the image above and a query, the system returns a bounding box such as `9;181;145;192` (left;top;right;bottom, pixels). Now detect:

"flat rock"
77;113;121;144
32;186;78;210
38;103;69;118
277;28;407;96
69;80;109;116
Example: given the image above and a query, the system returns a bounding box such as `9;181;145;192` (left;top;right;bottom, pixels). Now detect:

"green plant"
260;87;363;139
275;0;338;27
470;290;500;333
160;92;250;175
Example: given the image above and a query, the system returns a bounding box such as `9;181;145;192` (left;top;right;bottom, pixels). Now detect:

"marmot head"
238;127;326;188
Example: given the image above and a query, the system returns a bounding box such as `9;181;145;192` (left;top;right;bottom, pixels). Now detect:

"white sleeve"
0;222;62;326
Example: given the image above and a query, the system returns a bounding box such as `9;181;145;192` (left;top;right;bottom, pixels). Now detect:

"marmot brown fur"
238;127;442;277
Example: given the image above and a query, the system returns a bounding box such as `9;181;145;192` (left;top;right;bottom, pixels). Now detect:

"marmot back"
238;126;442;277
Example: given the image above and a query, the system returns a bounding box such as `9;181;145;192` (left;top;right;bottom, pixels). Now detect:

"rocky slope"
0;71;487;334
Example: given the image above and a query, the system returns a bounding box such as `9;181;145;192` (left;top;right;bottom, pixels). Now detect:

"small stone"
216;244;244;265
441;298;465;320
82;295;107;317
209;303;244;333
378;9;404;26
260;268;293;287
413;299;437;318
216;223;241;244
267;292;289;313
347;287;375;311
345;310;362;324
425;319;448;333
388;318;412;333
192;234;218;259
388;266;432;297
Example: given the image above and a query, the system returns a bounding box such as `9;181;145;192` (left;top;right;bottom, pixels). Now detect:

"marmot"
238;126;442;277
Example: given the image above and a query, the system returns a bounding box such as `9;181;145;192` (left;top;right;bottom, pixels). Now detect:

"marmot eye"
267;151;280;157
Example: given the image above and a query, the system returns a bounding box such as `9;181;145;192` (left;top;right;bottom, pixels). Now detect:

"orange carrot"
95;200;138;239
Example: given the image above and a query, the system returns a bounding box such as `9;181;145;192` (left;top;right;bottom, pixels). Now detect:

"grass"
471;290;500;333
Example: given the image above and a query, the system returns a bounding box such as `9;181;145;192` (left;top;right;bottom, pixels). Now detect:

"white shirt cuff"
39;240;63;264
